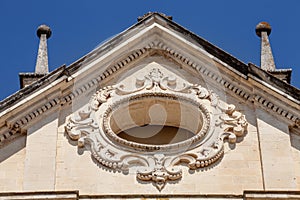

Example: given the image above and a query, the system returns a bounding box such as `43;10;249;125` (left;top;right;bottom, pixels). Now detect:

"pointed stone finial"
35;24;51;74
256;22;276;71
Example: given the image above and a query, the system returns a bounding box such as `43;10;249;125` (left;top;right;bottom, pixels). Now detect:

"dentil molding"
2;40;299;147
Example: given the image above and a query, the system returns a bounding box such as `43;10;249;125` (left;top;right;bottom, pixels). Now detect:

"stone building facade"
0;13;300;199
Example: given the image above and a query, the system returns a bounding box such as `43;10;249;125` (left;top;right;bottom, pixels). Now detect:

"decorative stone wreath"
65;67;248;191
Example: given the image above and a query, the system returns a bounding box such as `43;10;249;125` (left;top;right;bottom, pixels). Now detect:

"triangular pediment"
64;26;250;108
67;14;248;91
0;12;299;152
1;12;300;197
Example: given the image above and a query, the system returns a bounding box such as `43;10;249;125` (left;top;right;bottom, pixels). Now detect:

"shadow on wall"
0;135;26;163
290;132;300;152
256;108;300;152
0;110;60;163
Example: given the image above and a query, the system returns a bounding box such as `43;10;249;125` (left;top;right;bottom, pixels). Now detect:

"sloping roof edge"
0;12;299;113
0;65;66;112
248;63;300;101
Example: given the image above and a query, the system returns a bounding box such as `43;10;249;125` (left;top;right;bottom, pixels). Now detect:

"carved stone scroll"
65;67;248;190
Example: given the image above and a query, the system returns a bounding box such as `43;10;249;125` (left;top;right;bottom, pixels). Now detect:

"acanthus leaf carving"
137;154;182;191
65;106;98;147
90;86;114;110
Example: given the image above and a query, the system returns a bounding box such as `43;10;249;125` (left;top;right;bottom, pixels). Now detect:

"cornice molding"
0;40;299;146
1;190;300;199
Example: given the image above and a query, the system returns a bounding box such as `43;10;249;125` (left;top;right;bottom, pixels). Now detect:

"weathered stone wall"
1;100;299;196
1;66;299;196
256;109;298;189
0;136;25;191
0;13;299;200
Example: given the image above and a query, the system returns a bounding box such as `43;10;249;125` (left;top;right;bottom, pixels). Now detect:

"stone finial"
37;24;52;39
256;22;276;71
256;22;271;37
35;24;51;74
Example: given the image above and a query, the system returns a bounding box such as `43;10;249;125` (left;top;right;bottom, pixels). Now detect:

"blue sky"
0;1;299;100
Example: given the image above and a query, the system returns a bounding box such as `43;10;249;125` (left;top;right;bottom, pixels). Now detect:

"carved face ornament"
65;67;248;191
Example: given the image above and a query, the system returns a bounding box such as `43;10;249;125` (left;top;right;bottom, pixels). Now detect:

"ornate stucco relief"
65;63;248;190
3;39;298;147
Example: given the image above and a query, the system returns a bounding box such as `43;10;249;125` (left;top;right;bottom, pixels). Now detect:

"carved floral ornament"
65;68;248;191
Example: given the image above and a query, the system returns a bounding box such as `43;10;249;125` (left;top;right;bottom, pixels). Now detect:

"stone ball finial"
256;22;271;37
37;24;52;39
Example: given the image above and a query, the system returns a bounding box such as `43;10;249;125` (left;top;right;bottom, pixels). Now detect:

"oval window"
103;93;210;151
